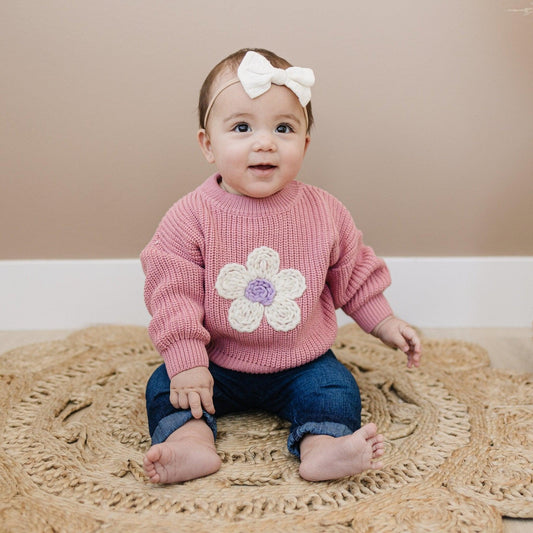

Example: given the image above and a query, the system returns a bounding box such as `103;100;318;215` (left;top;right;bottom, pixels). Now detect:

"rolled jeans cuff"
287;421;354;459
151;409;217;445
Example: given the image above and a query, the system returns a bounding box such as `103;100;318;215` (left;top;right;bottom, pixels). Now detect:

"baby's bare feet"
299;422;385;482
143;422;221;484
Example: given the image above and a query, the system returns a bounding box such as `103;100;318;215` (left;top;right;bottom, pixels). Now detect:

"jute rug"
1;325;532;532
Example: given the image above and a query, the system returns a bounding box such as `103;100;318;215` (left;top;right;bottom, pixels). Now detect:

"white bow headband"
203;51;315;128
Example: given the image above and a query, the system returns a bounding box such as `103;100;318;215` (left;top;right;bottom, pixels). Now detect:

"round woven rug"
1;324;532;532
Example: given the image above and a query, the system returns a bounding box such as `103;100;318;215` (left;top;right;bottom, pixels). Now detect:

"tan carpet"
1;324;532;532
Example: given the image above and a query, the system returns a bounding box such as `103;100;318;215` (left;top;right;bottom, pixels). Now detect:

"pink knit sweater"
141;174;393;378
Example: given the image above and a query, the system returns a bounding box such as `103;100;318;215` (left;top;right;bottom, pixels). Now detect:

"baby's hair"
198;47;314;132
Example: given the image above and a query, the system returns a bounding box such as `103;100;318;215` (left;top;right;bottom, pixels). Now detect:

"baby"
141;48;421;484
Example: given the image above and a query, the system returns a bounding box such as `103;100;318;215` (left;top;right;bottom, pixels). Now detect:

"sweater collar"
201;173;302;215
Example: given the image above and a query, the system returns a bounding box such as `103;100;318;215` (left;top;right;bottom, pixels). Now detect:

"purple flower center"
245;278;276;306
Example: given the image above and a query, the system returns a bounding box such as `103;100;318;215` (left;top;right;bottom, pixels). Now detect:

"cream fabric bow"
237;51;315;107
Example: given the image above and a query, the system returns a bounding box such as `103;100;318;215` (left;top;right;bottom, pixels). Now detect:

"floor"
1;327;532;532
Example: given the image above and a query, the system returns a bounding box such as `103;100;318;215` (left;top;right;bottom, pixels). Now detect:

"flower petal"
246;247;280;279
228;297;264;333
272;269;306;299
215;264;251;299
265;297;301;332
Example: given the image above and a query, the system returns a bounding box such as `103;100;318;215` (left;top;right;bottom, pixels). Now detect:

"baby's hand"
371;316;422;368
170;367;215;419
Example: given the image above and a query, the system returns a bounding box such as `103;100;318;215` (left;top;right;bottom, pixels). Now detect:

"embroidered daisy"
215;246;306;333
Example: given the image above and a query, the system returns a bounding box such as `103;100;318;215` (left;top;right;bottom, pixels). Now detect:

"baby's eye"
233;123;251;133
276;123;294;134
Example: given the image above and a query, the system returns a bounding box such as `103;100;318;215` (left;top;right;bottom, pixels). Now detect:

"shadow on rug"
1;324;532;532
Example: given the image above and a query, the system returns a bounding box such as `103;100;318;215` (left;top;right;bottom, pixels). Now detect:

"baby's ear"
304;134;311;154
197;129;215;164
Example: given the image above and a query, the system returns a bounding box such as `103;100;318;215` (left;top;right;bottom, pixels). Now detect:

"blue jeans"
145;350;361;458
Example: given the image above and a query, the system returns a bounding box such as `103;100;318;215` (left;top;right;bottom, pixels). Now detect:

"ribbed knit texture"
141;174;393;378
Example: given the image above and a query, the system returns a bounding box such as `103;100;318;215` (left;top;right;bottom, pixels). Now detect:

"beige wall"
2;0;532;259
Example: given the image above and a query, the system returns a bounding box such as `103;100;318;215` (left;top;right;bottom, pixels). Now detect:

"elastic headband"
203;51;315;129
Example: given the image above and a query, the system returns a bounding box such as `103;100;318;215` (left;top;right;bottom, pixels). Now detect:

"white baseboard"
1;257;532;330
338;256;533;329
0;259;151;330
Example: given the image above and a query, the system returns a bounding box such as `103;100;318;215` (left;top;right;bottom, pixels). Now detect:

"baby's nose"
253;131;276;151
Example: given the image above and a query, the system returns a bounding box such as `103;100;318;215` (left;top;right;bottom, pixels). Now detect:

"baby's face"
198;71;310;198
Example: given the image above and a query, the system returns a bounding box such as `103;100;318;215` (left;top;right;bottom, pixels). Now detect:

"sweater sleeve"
141;201;210;378
326;201;393;333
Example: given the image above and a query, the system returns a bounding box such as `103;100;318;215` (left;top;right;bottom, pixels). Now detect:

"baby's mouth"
249;164;276;170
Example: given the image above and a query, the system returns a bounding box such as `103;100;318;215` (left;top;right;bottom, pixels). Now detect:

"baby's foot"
143;437;221;484
299;422;385;481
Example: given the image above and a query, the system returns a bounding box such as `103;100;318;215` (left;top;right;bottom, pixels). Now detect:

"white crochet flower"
215;246;306;333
